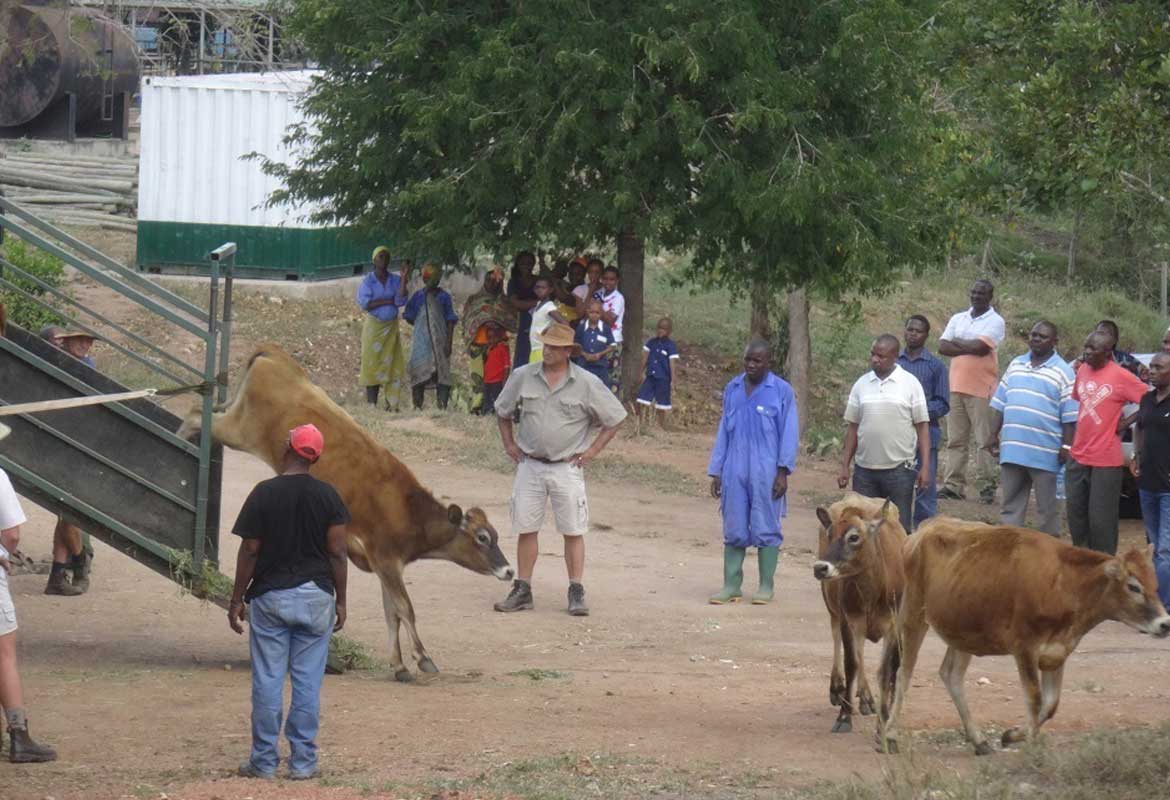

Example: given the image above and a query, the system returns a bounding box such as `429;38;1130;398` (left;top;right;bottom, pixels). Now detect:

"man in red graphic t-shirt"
1067;331;1149;553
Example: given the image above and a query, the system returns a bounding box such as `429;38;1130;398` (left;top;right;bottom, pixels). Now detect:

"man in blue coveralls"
707;339;800;604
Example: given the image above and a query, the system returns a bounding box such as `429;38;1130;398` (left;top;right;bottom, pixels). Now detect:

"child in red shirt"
1067;331;1150;553
482;323;511;416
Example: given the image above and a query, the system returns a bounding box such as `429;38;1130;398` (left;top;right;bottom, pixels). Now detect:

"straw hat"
537;322;576;347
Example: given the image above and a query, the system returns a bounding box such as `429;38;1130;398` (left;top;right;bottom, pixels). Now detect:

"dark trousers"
1000;462;1060;536
1065;458;1124;554
481;382;504;416
913;425;941;526
852;463;917;532
412;383;451;410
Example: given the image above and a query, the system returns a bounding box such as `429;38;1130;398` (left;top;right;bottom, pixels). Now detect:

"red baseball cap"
289;424;324;462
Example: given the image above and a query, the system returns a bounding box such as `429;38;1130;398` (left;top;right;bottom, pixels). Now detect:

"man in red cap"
228;423;351;780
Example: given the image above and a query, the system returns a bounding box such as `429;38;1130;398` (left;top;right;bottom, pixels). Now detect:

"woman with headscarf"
356;246;408;410
404;263;459;410
507;251;539;368
462;266;517;413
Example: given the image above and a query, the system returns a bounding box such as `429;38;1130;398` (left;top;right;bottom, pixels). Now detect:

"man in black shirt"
1134;352;1170;608
229;424;350;781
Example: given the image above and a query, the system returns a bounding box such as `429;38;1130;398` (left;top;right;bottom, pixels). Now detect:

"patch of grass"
168;549;232;603
328;634;385;672
507;668;569;681
435;754;695;800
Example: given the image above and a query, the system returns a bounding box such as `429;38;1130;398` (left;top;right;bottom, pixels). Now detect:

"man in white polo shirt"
838;335;932;531
938;279;1006;503
0;423;58;763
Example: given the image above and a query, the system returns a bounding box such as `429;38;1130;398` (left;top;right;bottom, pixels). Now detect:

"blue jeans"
1139;490;1170;607
913;425;941;526
853;463;918;533
247;582;335;776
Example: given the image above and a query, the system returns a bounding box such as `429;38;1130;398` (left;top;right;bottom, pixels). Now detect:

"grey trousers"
1065;458;1124;554
999;463;1061;536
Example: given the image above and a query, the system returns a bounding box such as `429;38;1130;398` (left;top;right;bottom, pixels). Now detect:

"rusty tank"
0;2;139;137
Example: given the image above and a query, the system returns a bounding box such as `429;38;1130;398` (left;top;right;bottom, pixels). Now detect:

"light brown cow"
179;344;514;682
878;517;1170;755
813;494;906;733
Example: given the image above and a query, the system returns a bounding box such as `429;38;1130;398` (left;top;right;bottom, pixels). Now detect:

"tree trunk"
979;237;991;272
617;225;644;403
749;279;772;344
1067;206;1082;283
785;288;811;439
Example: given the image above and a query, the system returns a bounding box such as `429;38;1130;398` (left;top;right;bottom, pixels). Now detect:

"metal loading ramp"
0;196;234;596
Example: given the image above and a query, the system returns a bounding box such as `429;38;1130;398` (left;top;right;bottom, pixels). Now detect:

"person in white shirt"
596;266;626;392
527;276;568;363
937;280;1006;504
0;425;58;763
837;335;932;531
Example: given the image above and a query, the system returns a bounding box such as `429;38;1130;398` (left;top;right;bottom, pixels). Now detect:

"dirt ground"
1;432;1167;800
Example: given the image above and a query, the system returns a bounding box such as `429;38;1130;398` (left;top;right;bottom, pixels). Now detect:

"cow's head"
812;499;899;581
1103;548;1170;637
438;504;514;581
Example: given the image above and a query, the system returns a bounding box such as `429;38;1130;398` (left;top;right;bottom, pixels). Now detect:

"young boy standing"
481;323;511;416
595;266;626;392
637;318;680;428
574;299;616;386
528;276;568;363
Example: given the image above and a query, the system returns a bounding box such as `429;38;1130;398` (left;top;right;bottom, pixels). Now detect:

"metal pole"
199;11;206;75
210;243;237;406
192;255;221;573
267;16;275;68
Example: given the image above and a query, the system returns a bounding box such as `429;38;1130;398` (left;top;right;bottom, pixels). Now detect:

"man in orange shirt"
937;280;1005;504
1067;331;1149;554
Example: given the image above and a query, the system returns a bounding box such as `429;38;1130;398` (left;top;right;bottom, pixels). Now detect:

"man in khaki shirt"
493;322;627;616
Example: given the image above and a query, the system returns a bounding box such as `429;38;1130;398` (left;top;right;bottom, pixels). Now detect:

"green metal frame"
0;195;234;577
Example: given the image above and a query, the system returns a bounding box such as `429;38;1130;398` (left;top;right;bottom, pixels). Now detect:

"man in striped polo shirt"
987;321;1077;536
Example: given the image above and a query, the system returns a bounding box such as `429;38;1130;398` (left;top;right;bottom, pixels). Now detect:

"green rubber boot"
752;545;780;604
709;546;746;604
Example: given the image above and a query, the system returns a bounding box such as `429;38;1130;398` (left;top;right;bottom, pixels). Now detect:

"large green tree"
939;0;1170;279
270;1;956;402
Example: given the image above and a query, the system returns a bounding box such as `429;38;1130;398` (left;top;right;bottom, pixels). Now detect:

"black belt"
524;453;566;465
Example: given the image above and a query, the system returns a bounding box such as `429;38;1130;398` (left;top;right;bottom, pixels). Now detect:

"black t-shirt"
1137;390;1170;493
232;473;350;601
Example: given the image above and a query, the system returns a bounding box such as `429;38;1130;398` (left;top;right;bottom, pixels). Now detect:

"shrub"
0;237;66;331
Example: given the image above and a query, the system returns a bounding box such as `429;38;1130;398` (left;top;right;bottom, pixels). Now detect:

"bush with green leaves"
0;237;65;331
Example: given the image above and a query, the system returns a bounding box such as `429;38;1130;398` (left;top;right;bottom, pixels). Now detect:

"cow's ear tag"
447;504;464;525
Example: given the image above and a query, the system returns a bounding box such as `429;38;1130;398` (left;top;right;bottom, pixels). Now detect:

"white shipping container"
137;70;323;228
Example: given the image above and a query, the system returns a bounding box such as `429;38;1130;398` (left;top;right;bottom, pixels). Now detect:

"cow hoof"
1001;727;1026;746
829;685;844;707
875;738;899;755
393;668;415;683
418;656;439;674
831;716;852;734
858;696;876;716
974;740;994;757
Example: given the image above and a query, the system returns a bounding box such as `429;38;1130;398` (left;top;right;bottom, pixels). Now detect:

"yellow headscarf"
371;245;391;263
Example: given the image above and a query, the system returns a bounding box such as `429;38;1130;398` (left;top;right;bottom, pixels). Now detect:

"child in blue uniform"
636;318;679;428
574;299;616;385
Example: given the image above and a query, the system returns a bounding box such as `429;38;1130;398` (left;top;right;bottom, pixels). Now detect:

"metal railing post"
192;252;222;574
210;243;237;406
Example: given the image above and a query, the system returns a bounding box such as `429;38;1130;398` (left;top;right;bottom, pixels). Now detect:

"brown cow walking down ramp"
813;494;906;734
878;517;1170;755
179;344;514;682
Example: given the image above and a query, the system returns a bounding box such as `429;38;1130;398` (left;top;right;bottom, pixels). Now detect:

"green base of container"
136;220;383;281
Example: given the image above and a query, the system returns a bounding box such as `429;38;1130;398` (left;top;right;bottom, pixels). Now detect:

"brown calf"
180;345;514;682
879;517;1170;755
813;494;907;733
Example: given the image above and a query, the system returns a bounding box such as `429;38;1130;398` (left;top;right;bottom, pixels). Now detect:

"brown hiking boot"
493;580;534;612
567;582;589;616
9;724;57;763
69;549;92;594
44;563;83;597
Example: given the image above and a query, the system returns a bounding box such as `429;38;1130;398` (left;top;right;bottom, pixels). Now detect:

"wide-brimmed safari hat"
537;322;576;347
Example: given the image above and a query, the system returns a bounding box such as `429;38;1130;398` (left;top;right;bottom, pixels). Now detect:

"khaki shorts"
511;458;589;536
0;568;17;636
